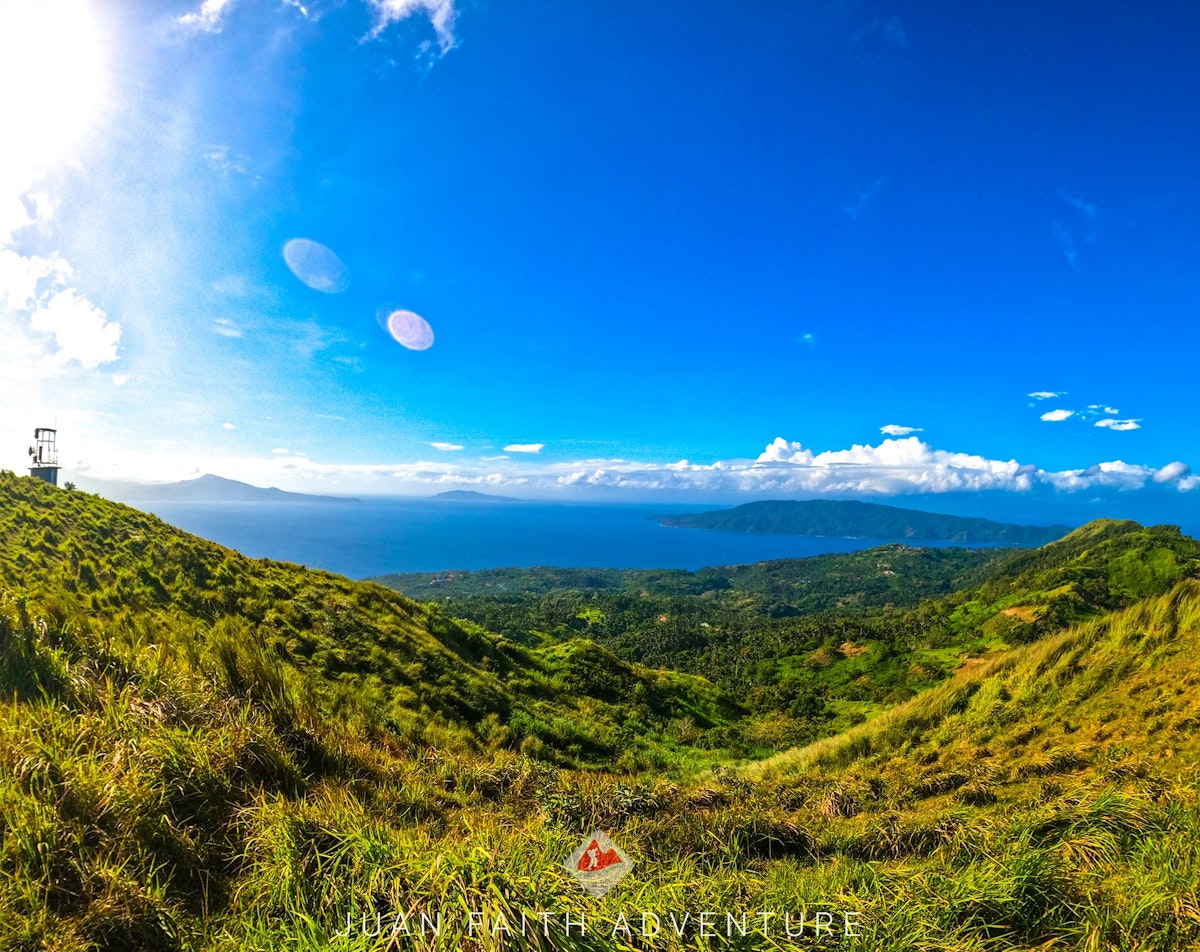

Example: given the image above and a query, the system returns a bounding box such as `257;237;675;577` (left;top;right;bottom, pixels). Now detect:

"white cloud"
365;0;458;52
757;438;813;465
1040;409;1074;422
272;447;289;454
746;436;1037;494
28;289;120;368
283;0;314;19
212;317;243;338
0;249;69;309
212;275;248;297
1154;461;1190;483
1095;418;1141;431
796;332;816;347
178;0;237;33
202;145;256;181
504;443;544;454
430;441;464;451
1038;460;1157;492
534;436;1193;498
880;424;922;436
1;244;119;377
290;320;343;358
223;422;236;430
178;0;458;57
1028;391;1062;400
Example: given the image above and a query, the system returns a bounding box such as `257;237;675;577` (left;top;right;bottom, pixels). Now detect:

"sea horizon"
122;497;955;579
96;487;1200;582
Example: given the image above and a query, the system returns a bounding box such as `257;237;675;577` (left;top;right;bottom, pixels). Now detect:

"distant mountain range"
71;473;356;504
659;499;1072;545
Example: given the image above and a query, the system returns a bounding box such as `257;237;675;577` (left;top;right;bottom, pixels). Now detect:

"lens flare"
282;238;349;293
386;309;434;350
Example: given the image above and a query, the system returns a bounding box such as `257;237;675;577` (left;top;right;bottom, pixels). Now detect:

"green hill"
0;471;740;769
5;472;1200;951
660;498;1072;544
370;543;1009;610
380;521;1200;753
916;518;1200;643
755;577;1200;781
745;581;1200;947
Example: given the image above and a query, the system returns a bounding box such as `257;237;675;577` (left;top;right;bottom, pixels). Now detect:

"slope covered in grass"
755;577;1200;780
915;518;1200;644
744;580;1200;947
0;471;741;768
5;473;1200;951
10;549;1200;950
392;520;1200;755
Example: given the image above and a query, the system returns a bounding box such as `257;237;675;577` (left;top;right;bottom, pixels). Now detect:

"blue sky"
1;0;1198;503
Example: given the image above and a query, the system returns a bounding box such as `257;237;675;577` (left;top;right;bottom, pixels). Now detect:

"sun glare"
0;0;109;186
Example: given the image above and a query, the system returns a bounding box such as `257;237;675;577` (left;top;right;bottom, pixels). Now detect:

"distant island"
431;490;518;503
659;499;1072;545
73;473;357;505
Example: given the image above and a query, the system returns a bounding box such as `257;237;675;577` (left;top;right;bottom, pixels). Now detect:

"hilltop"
660;498;1072;545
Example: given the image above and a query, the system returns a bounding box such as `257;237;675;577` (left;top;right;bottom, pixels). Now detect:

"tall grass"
6;474;1200;949
6;581;1200;949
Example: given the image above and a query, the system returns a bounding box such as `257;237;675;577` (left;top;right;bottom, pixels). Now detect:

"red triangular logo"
576;839;622;871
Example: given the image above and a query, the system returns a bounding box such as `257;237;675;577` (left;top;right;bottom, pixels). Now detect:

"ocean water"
131;488;1200;581
138;500;906;579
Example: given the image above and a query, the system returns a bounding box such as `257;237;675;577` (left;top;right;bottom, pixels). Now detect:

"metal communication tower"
28;428;60;486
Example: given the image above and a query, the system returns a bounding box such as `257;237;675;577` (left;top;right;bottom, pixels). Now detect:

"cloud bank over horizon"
65;435;1198;499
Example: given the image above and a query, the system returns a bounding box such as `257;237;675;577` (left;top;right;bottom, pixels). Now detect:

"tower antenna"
28;427;60;486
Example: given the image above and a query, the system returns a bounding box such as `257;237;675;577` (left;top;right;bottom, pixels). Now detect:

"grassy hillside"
0;472;741;769
746;580;1200;947
386;521;1200;753
6;473;1200;950
756;576;1200;779
919;518;1200;643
